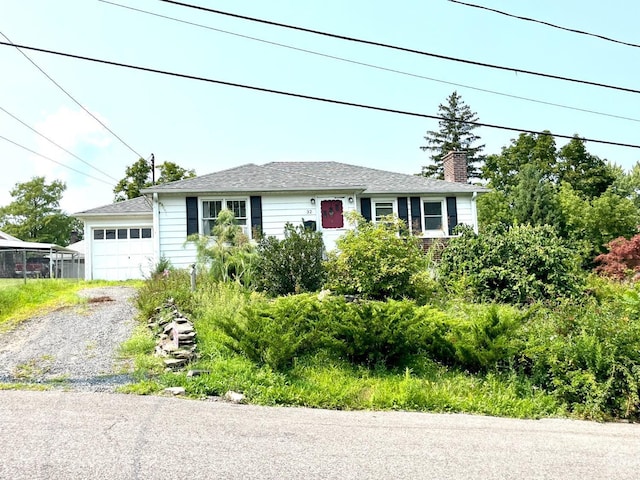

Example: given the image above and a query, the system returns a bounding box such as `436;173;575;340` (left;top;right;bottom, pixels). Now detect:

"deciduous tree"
114;159;196;201
557;136;615;199
0;176;76;245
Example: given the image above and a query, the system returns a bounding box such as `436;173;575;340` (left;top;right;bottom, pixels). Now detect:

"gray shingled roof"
142;161;488;195
74;196;152;217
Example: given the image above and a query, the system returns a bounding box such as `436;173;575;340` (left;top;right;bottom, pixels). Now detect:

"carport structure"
0;231;82;280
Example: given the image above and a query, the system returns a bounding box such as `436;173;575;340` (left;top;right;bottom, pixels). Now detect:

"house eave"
146;186;368;196
74;212;153;219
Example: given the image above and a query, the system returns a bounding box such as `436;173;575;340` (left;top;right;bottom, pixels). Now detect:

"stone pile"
147;299;197;370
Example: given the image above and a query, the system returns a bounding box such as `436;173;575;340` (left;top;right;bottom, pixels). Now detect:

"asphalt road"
1;391;638;479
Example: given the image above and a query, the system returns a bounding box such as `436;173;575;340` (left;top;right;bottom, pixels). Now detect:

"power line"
1;40;639;150
0;106;119;182
100;0;640;124
158;0;640;95
0;30;145;159
0;134;116;187
449;0;640;49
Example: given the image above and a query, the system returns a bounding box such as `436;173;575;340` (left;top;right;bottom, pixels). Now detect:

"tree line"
422;90;640;269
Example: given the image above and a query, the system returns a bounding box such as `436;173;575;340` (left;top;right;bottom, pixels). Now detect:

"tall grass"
0;279;140;332
125;271;640;421
0;280;84;331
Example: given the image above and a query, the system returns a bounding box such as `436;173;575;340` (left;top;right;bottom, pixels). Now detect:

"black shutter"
397;197;409;226
360;198;372;222
410;197;421;233
250;196;263;237
186;197;198;236
446;197;458;235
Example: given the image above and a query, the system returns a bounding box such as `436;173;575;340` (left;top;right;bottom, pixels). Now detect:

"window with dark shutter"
186;197;198;236
397;197;409;225
360;198;372;222
446;197;458;235
250;196;262;237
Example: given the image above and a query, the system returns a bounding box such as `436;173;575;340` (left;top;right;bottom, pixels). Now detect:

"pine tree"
420;91;484;180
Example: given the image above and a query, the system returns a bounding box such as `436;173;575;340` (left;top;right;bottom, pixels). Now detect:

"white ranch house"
75;153;487;281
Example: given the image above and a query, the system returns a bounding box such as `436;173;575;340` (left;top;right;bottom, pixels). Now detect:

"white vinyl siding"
261;195;318;239
455;196;474;226
157;195;197;269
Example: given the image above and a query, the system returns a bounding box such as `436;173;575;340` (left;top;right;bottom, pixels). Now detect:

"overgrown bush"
516;297;640;420
594;234;640;280
187;209;257;287
325;213;435;301
215;293;333;370
445;304;526;372
254;223;326;296
217;292;458;370
439;224;584;304
135;268;196;319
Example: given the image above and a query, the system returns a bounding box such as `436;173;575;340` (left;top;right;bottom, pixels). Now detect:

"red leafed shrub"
594;234;640;280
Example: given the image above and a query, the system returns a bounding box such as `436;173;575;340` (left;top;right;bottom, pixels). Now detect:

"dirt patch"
88;296;114;303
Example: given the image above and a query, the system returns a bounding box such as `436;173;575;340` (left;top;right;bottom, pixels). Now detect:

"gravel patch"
0;286;139;392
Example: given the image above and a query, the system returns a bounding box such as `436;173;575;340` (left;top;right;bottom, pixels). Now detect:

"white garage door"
91;227;154;280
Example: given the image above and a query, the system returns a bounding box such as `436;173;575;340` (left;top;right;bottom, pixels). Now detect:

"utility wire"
1;40;638;150
449;0;640;49
158;0;640;95
0;30;145;159
0;106;119;182
100;0;640;124
0;134;116;186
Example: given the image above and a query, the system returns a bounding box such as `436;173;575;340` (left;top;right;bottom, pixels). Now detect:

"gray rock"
163;386;186;395
224;391;246;404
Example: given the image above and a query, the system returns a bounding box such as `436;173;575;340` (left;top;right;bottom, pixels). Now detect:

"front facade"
76;156;487;280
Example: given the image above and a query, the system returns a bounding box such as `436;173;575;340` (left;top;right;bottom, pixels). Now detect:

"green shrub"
216;292;456;370
325;213;433;301
517;298;640;420
216;293;332;370
187;209;257;287
254;223;326;296
330;300;454;367
445;304;526;372
439;224;584;304
135;268;196;319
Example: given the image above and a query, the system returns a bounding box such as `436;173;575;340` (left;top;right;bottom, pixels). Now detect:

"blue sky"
1;0;639;213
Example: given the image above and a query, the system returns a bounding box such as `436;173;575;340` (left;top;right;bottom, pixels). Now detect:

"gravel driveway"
0;286;138;392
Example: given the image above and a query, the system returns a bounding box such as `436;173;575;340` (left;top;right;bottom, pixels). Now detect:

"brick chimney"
442;151;467;183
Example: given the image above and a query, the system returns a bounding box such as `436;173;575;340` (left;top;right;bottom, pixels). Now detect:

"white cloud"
0;106;121;212
33;106;113;183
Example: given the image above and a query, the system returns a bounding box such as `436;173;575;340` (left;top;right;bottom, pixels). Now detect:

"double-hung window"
423;200;444;231
202;199;248;236
374;201;394;223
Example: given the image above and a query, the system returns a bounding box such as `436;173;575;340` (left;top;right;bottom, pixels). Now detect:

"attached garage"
91;225;154;280
75;197;155;281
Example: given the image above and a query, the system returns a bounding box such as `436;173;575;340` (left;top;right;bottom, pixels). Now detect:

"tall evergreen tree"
420;91;484;180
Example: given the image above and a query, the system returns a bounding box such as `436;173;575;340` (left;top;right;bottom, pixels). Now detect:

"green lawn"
0;278;29;289
0;279;138;332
